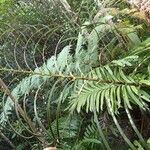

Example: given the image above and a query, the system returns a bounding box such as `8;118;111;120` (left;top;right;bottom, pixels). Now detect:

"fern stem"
34;88;57;146
107;100;137;150
55;80;72;142
1;88;36;139
0;131;16;149
56;98;61;141
46;81;60;140
93;110;111;150
124;103;149;150
0;79;45;144
1;68;150;88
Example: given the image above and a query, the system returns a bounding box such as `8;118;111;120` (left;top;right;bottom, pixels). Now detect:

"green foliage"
129;138;150;150
0;0;150;149
69;65;150;113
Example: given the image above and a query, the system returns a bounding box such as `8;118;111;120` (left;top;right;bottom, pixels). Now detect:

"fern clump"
0;0;150;149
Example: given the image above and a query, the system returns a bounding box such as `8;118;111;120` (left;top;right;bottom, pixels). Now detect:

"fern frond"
0;45;72;125
69;66;150;113
129;38;150;61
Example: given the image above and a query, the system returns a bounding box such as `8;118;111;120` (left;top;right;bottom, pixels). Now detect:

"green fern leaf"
69;66;150;113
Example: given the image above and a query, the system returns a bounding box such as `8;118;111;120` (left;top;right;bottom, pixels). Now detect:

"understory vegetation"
0;0;150;149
